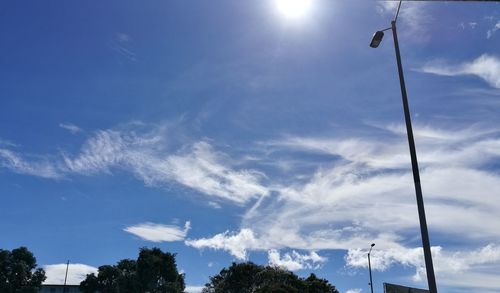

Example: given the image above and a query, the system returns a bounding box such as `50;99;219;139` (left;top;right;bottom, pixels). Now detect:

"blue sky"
1;1;500;292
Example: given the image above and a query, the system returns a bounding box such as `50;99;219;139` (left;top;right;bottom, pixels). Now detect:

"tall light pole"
63;260;69;293
370;1;438;293
368;243;375;293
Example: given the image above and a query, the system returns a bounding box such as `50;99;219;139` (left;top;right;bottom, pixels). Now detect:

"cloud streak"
377;1;433;42
0;124;269;204
59;123;83;134
111;32;136;61
124;221;191;242
2;122;500;291
487;21;500;39
0;149;60;179
420;54;500;89
187;124;500;291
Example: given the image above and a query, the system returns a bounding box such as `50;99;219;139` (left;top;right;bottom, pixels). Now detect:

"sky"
1;1;500;292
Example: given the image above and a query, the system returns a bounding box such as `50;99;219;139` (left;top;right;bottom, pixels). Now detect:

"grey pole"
391;20;438;293
368;243;375;293
63;260;69;293
368;253;373;293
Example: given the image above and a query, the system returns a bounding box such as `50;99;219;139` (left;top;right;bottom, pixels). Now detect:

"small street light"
368;243;375;293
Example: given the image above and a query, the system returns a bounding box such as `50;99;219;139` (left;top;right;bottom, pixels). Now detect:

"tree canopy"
0;246;46;293
80;247;185;293
202;262;339;293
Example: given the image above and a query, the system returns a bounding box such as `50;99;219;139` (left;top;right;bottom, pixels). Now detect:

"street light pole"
369;1;438;292
63;260;69;293
368;243;375;293
390;20;438;293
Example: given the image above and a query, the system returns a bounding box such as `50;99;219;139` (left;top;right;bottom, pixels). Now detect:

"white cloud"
268;124;500;173
185;229;260;260
486;21;500;39
208;201;222;209
59;123;82;134
0;149;60;178
0;124;269;204
420;54;500;89
164;142;269;204
346;244;500;290
185;124;500;291
377;1;432;42
112;32;136;61
0;138;17;147
267;249;326;271
43;263;98;285
62;130;268;204
124;221;191;242
185;286;204;293
63;130;125;174
4;122;500;291
345;289;362;293
115;32;131;43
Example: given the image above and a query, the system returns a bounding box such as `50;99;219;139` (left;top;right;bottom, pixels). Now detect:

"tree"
0;246;46;293
202;262;262;293
304;273;339;293
116;259;140;292
136;248;185;293
80;247;185;293
202;262;339;293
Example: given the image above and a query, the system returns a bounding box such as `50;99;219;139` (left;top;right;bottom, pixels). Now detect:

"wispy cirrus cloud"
124;221;191;242
487;21;500;39
59;123;83;134
0;149;61;179
420;54;500;89
61;128;268;203
3;121;500;291
377;1;433;42
187;124;500;291
44;263;98;285
0;123;269;204
111;32;136;62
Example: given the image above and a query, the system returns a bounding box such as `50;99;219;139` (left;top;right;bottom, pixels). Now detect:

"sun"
274;0;313;20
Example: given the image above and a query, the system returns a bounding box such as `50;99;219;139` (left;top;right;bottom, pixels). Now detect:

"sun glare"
274;0;313;20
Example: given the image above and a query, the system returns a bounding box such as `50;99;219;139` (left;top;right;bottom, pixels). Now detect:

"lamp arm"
394;0;403;23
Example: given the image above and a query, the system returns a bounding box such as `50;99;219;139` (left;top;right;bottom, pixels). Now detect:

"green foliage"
202;262;339;293
0;246;46;293
304;273;339;293
137;248;185;293
80;247;185;293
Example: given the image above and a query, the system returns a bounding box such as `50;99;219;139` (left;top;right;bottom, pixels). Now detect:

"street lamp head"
371;243;376;247
370;31;384;48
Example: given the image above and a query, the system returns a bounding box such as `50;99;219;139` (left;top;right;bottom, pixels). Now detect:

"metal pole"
63;260;69;293
368;252;374;293
391;20;438;293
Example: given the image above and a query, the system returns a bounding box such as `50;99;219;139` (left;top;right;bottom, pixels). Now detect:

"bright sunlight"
274;0;313;20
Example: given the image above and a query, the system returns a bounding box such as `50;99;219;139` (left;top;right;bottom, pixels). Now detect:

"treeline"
0;246;339;293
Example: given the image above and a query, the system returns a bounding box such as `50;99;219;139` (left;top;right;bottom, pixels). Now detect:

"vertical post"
391;20;438;293
368;252;374;293
63;260;69;293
